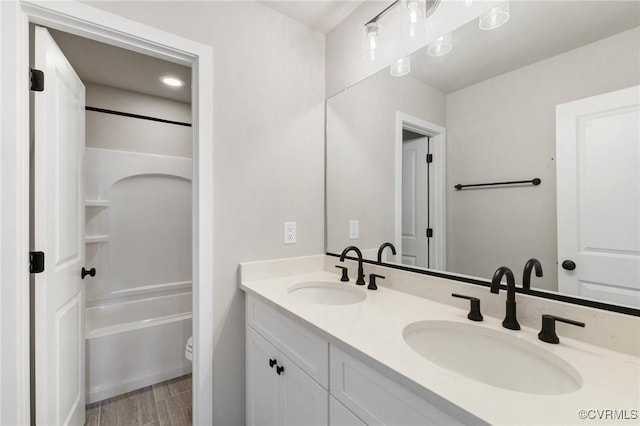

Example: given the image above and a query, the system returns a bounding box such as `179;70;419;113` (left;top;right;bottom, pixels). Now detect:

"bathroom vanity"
240;255;640;426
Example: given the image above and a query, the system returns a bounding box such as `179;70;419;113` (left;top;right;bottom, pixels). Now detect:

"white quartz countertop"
240;269;640;426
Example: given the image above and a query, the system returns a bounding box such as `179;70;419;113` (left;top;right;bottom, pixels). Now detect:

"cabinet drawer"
247;295;329;388
330;345;467;426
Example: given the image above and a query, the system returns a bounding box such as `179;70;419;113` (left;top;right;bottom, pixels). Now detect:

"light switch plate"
284;222;296;244
349;220;359;239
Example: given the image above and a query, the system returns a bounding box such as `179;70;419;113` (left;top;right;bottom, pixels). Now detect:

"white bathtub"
86;292;192;403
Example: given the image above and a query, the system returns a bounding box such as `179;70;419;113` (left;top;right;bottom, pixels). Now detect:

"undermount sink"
287;281;366;305
403;321;582;395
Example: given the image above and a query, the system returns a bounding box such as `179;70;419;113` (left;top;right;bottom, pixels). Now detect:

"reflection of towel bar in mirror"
455;178;541;191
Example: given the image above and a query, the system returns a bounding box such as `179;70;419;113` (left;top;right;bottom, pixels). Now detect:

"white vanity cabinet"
246;295;329;426
246;327;328;425
245;295;471;426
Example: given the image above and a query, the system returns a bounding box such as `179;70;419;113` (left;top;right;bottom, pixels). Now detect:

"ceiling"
258;0;365;34
410;1;640;94
49;29;192;103
47;1;366;101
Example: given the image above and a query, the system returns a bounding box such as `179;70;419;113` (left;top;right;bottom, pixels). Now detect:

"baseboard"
87;365;192;404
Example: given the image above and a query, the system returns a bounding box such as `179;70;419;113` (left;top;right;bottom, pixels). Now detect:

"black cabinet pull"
276;365;284;375
81;267;96;279
268;358;277;368
561;260;576;271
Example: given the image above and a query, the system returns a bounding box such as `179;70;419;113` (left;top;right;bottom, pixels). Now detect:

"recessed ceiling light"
160;76;184;87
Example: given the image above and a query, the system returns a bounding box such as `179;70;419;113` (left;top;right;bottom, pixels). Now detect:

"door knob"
561;260;576;271
81;267;96;279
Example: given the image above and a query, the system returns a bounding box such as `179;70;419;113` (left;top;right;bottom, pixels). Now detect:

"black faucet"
522;258;543;290
340;246;365;285
490;266;520;330
377;242;397;263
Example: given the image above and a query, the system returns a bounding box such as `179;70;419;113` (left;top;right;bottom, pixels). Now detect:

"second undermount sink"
287;281;366;305
403;321;583;395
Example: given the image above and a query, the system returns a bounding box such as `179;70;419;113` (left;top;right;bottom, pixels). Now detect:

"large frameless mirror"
326;0;640;312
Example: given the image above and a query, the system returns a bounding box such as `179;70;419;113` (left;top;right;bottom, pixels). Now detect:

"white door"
33;26;86;425
556;86;640;308
402;136;429;267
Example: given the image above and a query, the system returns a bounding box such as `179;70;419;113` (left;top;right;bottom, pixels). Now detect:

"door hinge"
426;154;433;163
30;251;45;273
426;228;433;238
30;68;44;92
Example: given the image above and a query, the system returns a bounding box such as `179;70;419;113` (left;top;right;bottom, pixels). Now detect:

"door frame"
0;1;214;424
394;112;446;270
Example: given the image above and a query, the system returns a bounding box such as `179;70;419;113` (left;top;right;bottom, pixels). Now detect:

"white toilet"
185;336;193;361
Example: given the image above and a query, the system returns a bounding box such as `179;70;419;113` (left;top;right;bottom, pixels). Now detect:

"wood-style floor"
85;374;192;426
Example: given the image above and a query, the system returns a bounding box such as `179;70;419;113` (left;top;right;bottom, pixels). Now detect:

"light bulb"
362;22;379;63
401;0;425;39
465;0;473;7
479;1;510;31
427;33;452;57
390;56;411;77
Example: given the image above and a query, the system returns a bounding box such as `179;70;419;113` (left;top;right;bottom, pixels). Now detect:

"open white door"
33;26;86;425
556;86;640;308
402;136;429;267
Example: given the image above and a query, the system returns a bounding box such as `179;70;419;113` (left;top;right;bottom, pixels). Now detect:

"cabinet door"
330;396;366;426
247;327;280;426
281;353;328;426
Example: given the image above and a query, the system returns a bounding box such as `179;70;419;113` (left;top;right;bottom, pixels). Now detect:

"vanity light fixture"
363;22;379;63
361;0;440;63
427;32;452;57
479;0;510;31
160;76;184;87
390;56;411;77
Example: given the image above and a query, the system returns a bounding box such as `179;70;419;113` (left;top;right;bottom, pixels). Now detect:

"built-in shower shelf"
85;200;110;207
85;235;110;244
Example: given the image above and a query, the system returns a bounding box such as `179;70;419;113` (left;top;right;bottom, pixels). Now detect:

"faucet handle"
368;273;384;290
334;265;349;282
451;293;483;322
538;314;585;344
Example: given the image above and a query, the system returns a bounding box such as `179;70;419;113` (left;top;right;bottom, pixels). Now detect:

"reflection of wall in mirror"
446;27;640;291
326;69;445;259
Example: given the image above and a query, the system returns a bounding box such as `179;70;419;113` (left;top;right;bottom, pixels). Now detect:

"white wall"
85;83;192;158
446;27;640;290
326;70;445;256
325;0;498;97
85;2;325;424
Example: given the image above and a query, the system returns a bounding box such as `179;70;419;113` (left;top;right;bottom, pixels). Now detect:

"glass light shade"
390;56;411;77
427;33;452;57
400;0;426;39
479;1;510;31
362;22;379;63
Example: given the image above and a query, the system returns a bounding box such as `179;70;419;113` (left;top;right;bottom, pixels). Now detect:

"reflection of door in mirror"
556;86;640;308
395;113;446;270
401;130;429;267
